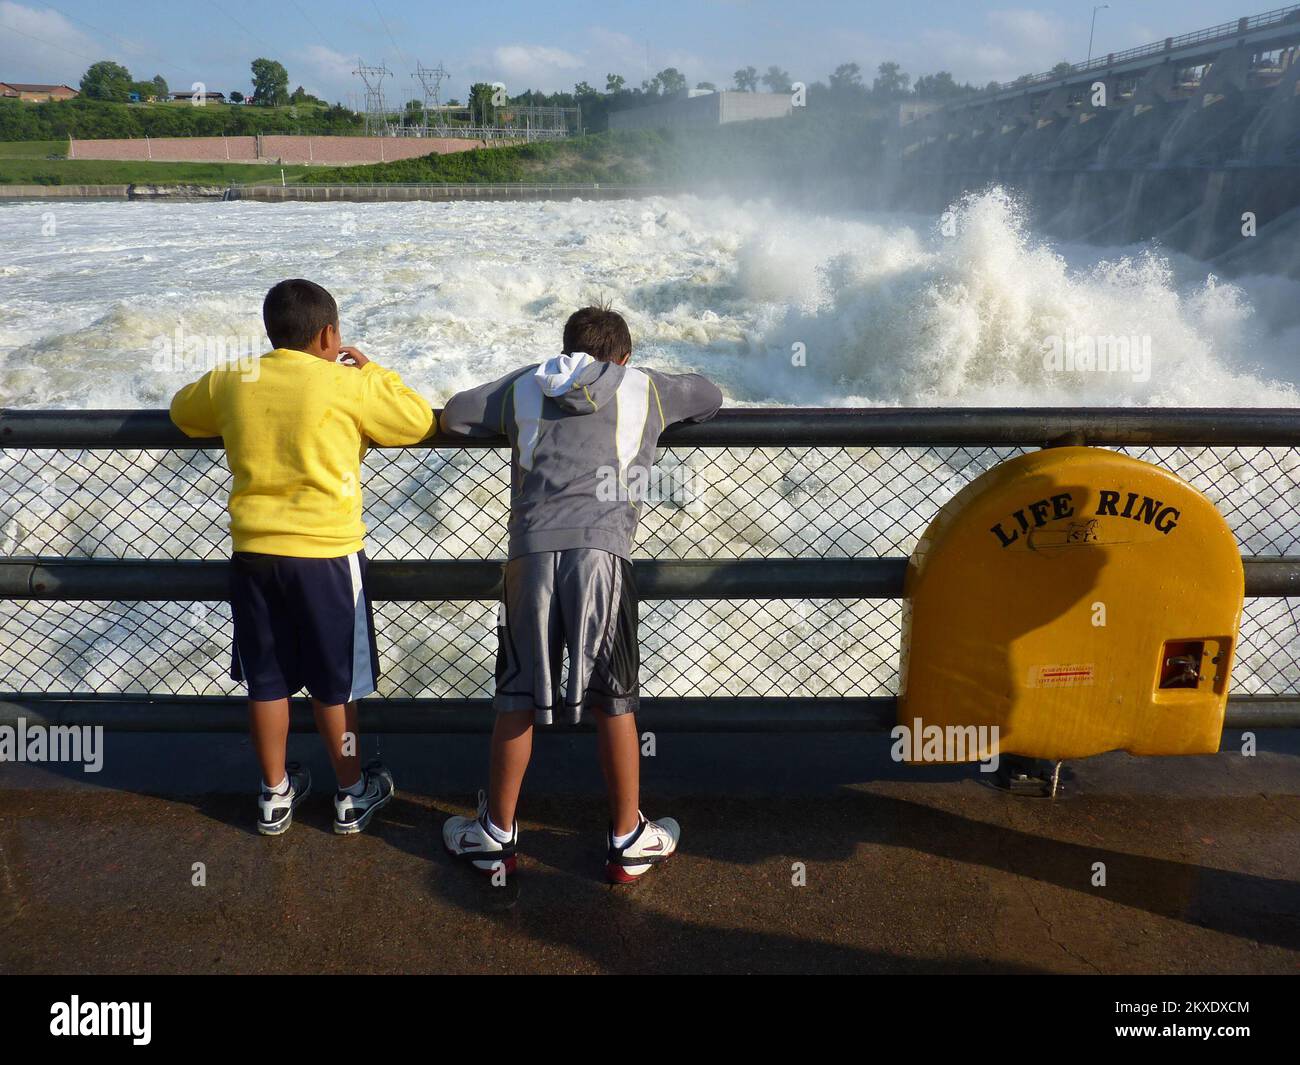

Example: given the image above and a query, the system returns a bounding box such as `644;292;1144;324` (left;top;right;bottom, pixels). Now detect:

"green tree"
229;90;244;103
80;60;133;102
695;81;717;91
761;66;792;93
151;74;169;98
656;67;687;94
1051;61;1073;78
468;81;495;124
828;62;863;94
913;71;969;99
250;58;290;106
605;73;626;94
290;84;325;106
733;66;759;92
871;61;910;99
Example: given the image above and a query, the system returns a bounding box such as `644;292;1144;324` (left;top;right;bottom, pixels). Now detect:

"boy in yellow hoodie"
170;279;434;835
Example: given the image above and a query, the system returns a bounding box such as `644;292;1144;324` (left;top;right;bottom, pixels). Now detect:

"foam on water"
1;192;1298;700
2;189;1298;409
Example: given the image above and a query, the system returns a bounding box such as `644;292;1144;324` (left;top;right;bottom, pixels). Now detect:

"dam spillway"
885;5;1300;277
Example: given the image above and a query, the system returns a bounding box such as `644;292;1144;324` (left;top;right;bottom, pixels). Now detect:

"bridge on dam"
887;4;1300;277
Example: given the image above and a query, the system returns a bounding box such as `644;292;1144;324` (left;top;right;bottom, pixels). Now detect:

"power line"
35;1;188;76
369;0;411;83
220;1;270;57
0;17;101;66
288;0;336;55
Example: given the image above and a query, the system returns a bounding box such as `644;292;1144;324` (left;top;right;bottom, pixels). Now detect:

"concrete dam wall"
884;9;1300;278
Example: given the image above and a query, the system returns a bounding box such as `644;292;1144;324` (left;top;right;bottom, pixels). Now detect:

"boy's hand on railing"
338;346;370;369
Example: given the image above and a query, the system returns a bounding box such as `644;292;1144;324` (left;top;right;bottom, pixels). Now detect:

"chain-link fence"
1;439;1298;700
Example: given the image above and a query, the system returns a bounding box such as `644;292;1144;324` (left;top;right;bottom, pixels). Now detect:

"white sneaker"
332;760;395;835
442;790;517;875
257;762;311;836
606;813;679;883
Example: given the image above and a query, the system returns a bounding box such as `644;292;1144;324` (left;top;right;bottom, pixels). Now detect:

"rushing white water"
0;191;1297;701
2;188;1298;409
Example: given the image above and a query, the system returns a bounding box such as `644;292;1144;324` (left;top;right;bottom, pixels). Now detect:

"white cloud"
491;44;582;89
987;8;1068;57
294;44;358;104
0;1;105;83
916;8;1071;85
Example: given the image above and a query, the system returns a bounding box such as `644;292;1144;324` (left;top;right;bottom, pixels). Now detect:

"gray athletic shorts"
493;549;639;725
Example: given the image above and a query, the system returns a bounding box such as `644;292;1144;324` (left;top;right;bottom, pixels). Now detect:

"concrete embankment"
69;134;497;166
224;183;674;202
0;184;130;199
0;183;226;200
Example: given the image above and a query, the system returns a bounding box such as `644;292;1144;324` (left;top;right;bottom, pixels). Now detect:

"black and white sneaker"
442;789;518;875
257;762;311;836
333;759;395;835
606;814;680;884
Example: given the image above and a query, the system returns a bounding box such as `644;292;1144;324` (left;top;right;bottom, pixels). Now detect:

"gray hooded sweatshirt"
441;353;723;560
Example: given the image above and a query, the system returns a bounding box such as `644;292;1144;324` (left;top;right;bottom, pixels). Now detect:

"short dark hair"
262;279;338;350
562;306;631;362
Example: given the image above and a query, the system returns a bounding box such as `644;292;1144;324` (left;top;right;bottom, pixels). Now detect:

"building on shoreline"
609;90;792;131
0;82;78;102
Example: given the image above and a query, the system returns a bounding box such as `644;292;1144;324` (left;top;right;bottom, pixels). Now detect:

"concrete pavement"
1;730;1297;974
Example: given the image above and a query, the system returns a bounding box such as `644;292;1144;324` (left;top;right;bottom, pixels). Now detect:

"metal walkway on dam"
887;5;1300;276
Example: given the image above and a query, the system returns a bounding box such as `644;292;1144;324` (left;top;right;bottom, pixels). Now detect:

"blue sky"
0;1;1274;103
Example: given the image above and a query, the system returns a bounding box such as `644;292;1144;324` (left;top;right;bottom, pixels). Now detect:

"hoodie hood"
534;352;625;414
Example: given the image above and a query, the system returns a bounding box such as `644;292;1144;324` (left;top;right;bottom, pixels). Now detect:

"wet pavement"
1;730;1298;974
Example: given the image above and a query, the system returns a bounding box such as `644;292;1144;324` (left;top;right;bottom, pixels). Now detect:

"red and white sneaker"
605;814;680;884
442;790;518;875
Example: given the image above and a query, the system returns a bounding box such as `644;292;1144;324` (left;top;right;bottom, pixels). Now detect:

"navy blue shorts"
229;550;380;704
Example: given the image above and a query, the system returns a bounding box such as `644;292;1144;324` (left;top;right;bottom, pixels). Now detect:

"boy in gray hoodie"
440;306;723;882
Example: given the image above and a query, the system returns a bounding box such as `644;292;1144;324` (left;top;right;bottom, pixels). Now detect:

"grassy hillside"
302;114;887;188
0;151;310;185
0;97;361;141
301;131;672;185
0;139;66;159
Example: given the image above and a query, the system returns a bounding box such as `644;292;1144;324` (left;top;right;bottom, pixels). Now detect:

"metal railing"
1;407;1298;732
950;3;1300;105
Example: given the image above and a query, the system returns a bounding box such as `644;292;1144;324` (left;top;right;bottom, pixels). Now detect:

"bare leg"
312;699;361;790
594;709;640;837
488;709;534;829
248;698;291;788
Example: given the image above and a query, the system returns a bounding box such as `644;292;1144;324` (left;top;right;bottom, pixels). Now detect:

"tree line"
76;57;328;108
2;53;991;141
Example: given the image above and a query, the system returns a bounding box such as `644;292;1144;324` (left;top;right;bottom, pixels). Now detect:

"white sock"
341;774;366;797
263;774;290;796
485;816;512;844
611;824;638;848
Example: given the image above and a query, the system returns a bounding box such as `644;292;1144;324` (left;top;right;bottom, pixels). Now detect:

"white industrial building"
609;90;793;131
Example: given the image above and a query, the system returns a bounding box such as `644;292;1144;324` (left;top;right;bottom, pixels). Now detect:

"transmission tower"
352;59;393;135
412;61;450;133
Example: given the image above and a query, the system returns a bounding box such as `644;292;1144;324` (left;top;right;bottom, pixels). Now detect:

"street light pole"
1088;4;1110;64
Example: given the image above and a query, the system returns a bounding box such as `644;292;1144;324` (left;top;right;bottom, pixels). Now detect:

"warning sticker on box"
1028;663;1096;688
